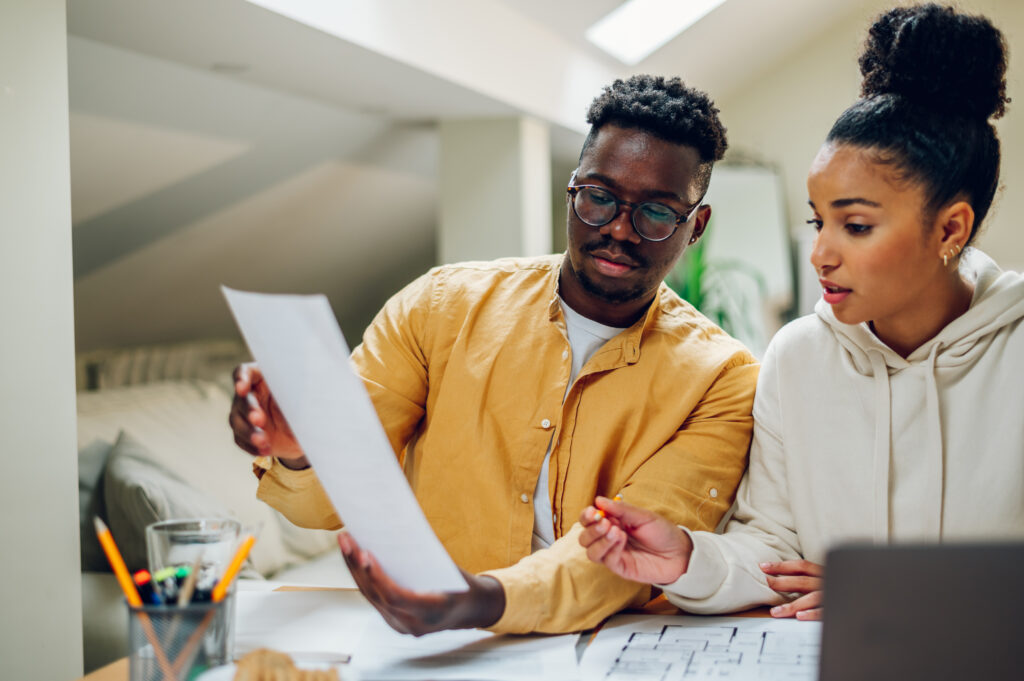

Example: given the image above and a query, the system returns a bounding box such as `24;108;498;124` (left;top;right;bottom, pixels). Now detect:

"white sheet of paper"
353;615;581;681
233;591;582;681
580;614;821;681
223;286;467;592
234;590;369;659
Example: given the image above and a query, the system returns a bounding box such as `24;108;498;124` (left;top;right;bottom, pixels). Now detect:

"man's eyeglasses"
566;169;702;242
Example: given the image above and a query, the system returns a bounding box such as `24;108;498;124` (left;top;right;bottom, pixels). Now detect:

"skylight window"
585;0;728;65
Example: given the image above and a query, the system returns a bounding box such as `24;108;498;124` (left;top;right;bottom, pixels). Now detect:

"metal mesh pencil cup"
127;593;235;681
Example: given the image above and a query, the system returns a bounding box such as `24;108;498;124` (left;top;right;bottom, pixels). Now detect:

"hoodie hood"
813;248;1024;541
815;248;1024;373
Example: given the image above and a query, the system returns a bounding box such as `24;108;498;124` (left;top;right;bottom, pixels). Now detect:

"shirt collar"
547;259;663;366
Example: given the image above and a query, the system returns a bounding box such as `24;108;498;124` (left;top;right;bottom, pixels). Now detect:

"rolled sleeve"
481;524;651;634
256;458;341;530
659;528;728;600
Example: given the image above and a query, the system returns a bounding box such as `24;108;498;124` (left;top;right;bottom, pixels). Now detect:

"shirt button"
709;488;718;498
541;418;552;429
520;493;529;503
562;349;569;360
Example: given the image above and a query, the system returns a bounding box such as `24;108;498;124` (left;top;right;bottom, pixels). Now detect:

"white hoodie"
664;248;1024;614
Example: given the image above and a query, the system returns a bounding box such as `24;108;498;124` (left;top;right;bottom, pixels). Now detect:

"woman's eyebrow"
831;197;882;208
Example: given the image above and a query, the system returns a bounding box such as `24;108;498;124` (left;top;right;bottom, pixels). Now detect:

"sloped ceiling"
67;0;864;351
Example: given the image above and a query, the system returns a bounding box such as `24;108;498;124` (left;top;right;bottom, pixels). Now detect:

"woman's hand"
578;496;694;585
760;559;823;620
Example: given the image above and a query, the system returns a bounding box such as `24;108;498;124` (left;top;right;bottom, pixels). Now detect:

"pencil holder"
127;592;235;681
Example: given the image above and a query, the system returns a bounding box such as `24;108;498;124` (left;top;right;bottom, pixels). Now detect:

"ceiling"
500;0;867;97
68;0;868;154
64;0;872;350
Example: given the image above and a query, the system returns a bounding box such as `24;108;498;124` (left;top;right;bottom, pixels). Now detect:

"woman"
579;3;1024;621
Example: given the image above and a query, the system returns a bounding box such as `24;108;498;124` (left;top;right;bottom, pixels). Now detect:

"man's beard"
574;266;648;304
574;238;650;304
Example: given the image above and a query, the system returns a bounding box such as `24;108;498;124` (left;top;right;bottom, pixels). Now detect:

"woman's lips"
820;279;851;304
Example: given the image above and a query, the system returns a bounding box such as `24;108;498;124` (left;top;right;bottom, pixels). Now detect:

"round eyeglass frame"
566;170;703;242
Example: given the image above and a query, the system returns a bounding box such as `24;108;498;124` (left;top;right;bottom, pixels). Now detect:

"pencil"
177;554;203;607
175;535;256;675
94;517;143;608
95;517;176;681
212;533;255;602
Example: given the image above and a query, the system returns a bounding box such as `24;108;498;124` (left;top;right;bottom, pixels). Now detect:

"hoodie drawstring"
922;343;945;538
868;350;891;543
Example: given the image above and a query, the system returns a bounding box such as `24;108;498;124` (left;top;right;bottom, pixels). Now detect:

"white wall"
0;2;83;679
439;118;553;263
718;0;1024;272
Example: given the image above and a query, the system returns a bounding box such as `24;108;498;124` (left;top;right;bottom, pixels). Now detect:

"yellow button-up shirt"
255;255;758;633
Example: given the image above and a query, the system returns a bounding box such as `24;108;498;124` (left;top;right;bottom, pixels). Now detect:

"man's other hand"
578;496;693;585
229;362;308;467
337;532;505;635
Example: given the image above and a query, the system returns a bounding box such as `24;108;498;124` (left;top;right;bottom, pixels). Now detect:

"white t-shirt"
531;298;625;551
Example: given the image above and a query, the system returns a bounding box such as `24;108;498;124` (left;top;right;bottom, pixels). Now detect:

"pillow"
80;381;338;576
79;438;114;571
102;430;246;573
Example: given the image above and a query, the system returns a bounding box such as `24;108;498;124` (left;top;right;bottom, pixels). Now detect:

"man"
229;75;758;635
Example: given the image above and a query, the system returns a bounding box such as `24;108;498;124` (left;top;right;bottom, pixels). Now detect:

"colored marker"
153;566;180;602
132;569;162;605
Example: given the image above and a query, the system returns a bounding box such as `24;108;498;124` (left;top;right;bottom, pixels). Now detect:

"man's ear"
690;205;711;243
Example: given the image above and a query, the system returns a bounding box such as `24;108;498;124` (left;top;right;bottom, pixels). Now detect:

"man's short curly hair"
581;75;728;191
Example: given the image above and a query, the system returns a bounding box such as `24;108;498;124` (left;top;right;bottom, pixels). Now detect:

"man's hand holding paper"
228;347;496;631
337;532;506;635
230;362;308;468
223;287;469;596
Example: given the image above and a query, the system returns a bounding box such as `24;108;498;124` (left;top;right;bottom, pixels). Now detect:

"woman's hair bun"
858;3;1009;120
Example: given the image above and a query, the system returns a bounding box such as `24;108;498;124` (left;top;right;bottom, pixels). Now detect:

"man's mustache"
582;238;648;268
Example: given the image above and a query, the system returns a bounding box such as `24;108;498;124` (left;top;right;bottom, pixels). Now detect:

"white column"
0;2;83;679
438;117;552;264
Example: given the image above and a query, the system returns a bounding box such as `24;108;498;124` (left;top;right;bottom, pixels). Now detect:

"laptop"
819;542;1024;681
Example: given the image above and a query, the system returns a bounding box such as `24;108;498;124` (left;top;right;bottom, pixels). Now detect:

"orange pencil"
94;517;143;607
175;534;257;676
94;517;175;681
212;533;256;603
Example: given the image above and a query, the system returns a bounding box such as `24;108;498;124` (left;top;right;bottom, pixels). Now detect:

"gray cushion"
78;380;337;577
102;430;236;573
